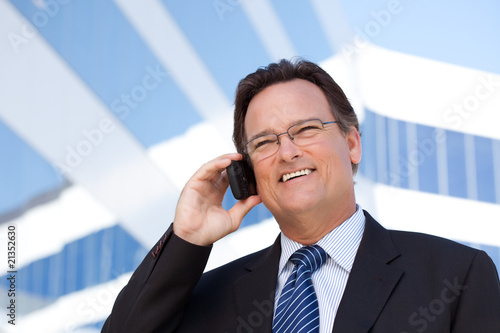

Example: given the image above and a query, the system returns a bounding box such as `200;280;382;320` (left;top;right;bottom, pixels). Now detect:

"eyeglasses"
244;119;339;160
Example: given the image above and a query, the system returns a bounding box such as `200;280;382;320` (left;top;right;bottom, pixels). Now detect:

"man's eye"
254;139;274;149
297;125;321;134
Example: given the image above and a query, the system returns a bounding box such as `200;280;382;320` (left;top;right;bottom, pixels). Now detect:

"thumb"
228;195;262;228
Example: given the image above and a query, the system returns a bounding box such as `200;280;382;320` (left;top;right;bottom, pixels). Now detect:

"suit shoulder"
363;211;483;261
387;229;482;263
389;229;474;250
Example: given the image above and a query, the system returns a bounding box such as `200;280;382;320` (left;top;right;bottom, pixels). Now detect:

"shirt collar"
278;204;366;274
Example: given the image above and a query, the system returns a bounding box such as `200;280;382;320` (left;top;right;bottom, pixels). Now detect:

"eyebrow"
247;128;275;142
246;117;321;142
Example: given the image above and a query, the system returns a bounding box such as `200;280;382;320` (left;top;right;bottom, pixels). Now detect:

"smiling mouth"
281;169;313;183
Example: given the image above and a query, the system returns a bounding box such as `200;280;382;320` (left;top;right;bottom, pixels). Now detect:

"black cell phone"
226;160;257;200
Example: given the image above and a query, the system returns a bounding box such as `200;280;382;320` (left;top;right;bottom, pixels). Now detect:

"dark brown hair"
233;58;360;173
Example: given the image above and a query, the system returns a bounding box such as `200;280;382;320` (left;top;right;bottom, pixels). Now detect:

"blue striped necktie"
273;245;328;333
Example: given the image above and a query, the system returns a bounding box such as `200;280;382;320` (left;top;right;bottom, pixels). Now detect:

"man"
102;59;500;332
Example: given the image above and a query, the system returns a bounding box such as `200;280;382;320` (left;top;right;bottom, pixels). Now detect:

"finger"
192;153;243;182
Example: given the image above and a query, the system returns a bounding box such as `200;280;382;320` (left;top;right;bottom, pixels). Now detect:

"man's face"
244;79;361;224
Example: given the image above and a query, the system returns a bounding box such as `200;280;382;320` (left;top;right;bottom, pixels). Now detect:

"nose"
276;134;301;161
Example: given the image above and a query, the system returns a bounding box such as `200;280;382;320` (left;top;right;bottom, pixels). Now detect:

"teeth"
282;169;312;182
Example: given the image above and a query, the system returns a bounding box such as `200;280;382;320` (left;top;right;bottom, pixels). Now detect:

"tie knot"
290;245;328;273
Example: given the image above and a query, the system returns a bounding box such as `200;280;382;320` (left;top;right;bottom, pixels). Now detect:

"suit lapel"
232;235;281;333
333;211;403;333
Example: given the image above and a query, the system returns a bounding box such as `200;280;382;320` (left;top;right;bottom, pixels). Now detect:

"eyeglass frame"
243;118;340;159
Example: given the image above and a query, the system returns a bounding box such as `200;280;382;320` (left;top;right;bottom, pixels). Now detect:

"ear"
346;127;362;165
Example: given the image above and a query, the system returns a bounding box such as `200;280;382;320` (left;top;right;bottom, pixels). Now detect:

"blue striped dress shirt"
274;204;366;333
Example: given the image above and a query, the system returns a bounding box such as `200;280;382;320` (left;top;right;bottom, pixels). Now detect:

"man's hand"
173;153;262;246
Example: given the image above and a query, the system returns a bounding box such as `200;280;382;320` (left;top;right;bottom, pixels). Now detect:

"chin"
277;194;321;214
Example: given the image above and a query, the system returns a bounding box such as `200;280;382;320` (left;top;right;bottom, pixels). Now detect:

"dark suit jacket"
102;211;500;332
